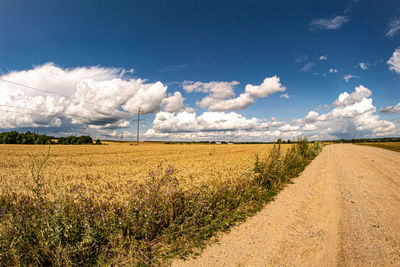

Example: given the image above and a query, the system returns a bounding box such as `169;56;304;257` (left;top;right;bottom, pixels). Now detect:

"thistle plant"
28;146;50;200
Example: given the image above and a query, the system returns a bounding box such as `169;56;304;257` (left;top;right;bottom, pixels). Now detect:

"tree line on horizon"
0;131;101;145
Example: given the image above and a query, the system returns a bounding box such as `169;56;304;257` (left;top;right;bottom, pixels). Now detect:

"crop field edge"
356;142;400;153
0;138;323;266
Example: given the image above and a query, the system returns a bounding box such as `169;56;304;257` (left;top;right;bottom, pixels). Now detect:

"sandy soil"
173;144;400;266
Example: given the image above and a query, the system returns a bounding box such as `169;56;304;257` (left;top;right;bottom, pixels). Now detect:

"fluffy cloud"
162;91;185;112
244;76;286;98
344;74;359;82
2;64;397;142
319;56;328;60
198;93;254;112
279;124;299;132
149;111;270;133
305;111;319;122
359;62;368;70
385;19;400;38
333;85;372;108
380;102;400;114
303;124;317;131
310;16;349;31
144;110;300;141
0;63;168;131
280;93;290;99
144;85;398;141
302;85;396;139
329;68;338;73
185;76;286;112
183;81;238;99
387;47;400;74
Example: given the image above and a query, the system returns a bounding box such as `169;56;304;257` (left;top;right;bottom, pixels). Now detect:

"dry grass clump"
357;142;400;153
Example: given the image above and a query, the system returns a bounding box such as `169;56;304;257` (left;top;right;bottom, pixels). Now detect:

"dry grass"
0;142;289;204
0;139;322;265
357;142;400;153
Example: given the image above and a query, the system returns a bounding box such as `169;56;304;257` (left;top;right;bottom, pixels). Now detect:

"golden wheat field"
0;142;287;204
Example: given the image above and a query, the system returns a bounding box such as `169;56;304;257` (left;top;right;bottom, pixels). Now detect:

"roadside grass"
357;142;400;153
0;138;323;266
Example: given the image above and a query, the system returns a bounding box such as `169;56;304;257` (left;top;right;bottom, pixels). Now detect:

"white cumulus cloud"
144;85;399;141
380;102;400;114
387;47;400;74
162;91;185;113
0;63;168;131
332;85;372;108
359;62;368;70
305;111;319;122
244;76;287;98
344;74;359;82
182;81;238;99
149;111;270;133
198;93;254;112
280;93;290;99
185;76;286;112
314;86;395;139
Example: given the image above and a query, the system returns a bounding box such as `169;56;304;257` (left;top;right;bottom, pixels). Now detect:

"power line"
0;104;63;117
0;78;117;111
0;57;120;112
0;57;80;88
0;108;61;118
0;104;138;136
0;58;143;135
0;104;126;122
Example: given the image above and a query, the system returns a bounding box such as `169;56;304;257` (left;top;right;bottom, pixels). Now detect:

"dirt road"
173;144;400;266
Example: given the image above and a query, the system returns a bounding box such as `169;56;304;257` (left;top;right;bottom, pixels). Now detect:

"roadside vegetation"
0;138;323;266
357;142;400;153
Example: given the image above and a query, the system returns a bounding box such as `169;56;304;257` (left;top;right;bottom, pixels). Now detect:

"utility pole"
133;107;145;145
136;107;140;145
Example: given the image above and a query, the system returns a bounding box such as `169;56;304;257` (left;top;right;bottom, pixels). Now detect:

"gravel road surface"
173;144;400;266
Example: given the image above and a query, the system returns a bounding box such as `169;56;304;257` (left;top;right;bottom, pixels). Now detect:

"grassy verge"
357;142;400;153
0;138;323;266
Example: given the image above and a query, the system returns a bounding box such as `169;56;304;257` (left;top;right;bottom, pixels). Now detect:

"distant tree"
0;131;53;144
2;131;18;144
57;135;93;145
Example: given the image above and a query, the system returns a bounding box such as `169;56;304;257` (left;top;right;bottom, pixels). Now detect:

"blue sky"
0;0;399;141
